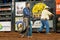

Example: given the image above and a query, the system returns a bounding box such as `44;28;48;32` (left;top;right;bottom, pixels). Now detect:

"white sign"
31;20;53;28
15;2;26;16
0;21;11;31
31;20;42;28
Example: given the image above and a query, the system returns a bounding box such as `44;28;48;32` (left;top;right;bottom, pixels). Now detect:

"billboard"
0;21;11;31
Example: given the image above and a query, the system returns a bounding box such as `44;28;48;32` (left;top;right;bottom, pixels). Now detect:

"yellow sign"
32;3;46;18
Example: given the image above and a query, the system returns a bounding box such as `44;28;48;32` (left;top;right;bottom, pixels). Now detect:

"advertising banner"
15;2;26;16
0;21;11;31
32;20;53;28
15;17;25;31
56;0;60;15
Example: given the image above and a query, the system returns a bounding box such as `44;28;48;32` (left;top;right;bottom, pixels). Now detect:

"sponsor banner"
56;0;60;15
15;2;26;16
15;17;25;31
31;20;53;28
0;21;11;31
31;20;42;28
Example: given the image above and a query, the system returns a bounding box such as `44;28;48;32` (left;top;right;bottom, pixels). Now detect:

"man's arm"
23;8;30;16
46;10;53;16
47;10;54;17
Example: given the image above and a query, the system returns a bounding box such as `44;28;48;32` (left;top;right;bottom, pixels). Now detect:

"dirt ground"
0;32;60;40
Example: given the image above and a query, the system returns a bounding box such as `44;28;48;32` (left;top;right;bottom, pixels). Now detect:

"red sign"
56;0;60;15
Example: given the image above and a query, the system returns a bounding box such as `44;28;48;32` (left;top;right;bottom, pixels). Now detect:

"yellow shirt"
41;10;52;20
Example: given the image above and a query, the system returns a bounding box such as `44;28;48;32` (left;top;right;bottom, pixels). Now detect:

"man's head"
26;2;30;8
44;6;49;10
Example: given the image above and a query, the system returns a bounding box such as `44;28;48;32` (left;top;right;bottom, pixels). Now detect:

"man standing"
23;2;32;38
38;6;53;34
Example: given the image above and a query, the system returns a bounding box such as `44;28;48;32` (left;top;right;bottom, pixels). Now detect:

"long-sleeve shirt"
41;10;52;20
23;7;31;18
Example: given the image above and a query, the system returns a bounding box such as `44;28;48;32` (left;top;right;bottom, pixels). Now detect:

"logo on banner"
0;24;3;30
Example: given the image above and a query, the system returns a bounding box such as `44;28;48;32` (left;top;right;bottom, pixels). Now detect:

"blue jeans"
27;21;32;36
3;0;7;3
38;19;50;33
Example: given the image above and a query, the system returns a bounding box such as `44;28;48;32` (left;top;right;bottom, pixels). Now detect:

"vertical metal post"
11;0;15;31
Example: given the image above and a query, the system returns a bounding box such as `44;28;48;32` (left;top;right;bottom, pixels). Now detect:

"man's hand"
45;18;47;20
49;14;54;18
